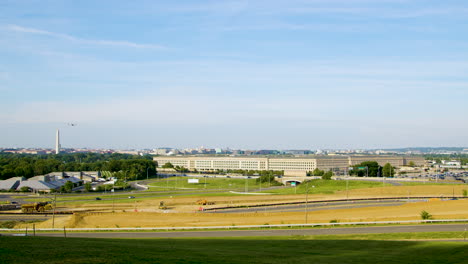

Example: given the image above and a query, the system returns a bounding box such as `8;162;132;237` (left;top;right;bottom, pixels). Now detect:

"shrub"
19;186;31;192
420;210;433;220
0;221;17;229
463;189;467;198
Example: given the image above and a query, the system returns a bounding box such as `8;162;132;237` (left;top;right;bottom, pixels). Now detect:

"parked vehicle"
21;202;51;213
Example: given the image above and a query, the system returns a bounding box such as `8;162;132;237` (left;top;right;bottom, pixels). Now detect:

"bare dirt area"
57;185;468;214
26;185;468;229
29;199;468;228
11;185;468;228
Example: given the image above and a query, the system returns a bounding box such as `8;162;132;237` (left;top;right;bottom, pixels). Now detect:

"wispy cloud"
4;24;165;49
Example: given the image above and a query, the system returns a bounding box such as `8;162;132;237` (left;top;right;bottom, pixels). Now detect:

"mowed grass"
399;181;465;186
0;235;467;264
148;176;260;191
263;179;384;195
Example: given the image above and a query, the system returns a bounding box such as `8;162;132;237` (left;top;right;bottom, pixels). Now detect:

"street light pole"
52;193;57;229
346;177;349;201
146;167;150;180
245;177;248;193
305;184;315;224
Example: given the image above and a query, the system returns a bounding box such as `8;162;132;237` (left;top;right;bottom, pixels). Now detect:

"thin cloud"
5;24;165;49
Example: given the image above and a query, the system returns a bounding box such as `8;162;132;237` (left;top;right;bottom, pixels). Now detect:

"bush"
19;186;31;192
322;171;333;180
463;189;467;198
420;210;433;220
0;221;17;229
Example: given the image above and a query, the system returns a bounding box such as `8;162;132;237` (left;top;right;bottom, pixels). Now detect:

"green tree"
19;186;31;192
408;161;416;167
420;210;433;220
312;168;325;176
84;182;92;192
382;163;395;177
162;162;174;168
322;171;333;180
350;161;381;177
64;181;74;192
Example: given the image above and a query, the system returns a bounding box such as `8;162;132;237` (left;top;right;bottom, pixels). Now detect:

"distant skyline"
1;1;467;149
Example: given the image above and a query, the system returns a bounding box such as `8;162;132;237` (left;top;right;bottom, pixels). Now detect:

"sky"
1;0;467;150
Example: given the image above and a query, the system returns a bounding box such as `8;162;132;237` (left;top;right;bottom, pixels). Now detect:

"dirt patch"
37;199;467;228
20;185;468;229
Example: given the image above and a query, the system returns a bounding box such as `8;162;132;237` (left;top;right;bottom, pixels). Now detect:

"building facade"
154;155;426;175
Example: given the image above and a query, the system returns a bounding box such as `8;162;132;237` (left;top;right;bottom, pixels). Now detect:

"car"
95;197;102;200
128;196;135;199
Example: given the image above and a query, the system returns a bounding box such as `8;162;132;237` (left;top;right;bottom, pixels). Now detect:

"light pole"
112;188;115;212
305;183;315;224
346;176;349;201
52;193;57;229
245;176;249;193
146;167;150;180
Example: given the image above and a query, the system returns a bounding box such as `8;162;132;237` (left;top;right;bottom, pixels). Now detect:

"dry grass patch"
29;199;467;229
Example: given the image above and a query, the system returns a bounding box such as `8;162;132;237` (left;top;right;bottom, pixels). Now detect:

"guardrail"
1;219;468;232
203;196;467;211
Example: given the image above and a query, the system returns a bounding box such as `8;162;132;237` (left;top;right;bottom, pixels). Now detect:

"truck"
196;199;215;205
21;202;52;213
159;201;168;210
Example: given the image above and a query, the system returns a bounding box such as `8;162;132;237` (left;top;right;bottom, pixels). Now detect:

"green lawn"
399;181;464;186
262;179;384;195
0;234;466;264
148;176;261;191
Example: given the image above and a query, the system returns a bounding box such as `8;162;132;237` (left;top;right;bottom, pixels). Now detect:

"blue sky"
1;0;467;149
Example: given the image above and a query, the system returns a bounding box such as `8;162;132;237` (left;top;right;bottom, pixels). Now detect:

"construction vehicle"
21;202;52;213
196;199;215;205
159;201;168;210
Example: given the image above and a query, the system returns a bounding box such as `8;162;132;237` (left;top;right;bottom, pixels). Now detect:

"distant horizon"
2;145;467;152
1;1;467;148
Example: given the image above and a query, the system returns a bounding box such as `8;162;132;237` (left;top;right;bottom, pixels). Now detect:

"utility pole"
52;193;57;229
346;177;349;201
245;177;248;193
305;184;315;224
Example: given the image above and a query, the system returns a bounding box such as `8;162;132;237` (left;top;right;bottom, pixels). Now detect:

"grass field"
262;179;384;195
399;181;465;186
148;176;260;191
0;235;466;264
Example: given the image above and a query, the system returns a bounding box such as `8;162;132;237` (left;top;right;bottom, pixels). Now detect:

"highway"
11;224;468;238
209;200;407;213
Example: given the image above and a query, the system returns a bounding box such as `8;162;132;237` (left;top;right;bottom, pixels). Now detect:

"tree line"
0;153;157;181
349;161;395;177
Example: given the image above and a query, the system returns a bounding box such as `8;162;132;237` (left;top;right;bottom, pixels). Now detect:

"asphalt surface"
7;224;467;238
210;200;408;214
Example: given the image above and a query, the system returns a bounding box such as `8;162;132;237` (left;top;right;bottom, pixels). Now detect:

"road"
209;200;408;214
8;224;467;238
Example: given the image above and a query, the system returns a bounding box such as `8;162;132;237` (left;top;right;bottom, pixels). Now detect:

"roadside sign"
291;182;296;186
358;167;367;170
